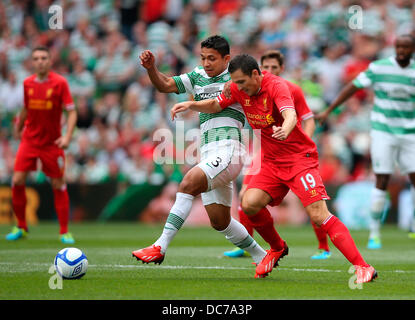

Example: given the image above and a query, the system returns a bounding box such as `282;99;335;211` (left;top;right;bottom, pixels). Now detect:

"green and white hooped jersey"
353;57;415;135
172;66;245;154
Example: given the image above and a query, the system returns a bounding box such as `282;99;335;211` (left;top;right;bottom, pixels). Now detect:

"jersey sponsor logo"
28;99;53;110
246;112;274;127
197;91;221;100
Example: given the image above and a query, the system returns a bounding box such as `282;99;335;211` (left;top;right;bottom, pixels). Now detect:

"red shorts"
14;142;65;178
246;160;330;208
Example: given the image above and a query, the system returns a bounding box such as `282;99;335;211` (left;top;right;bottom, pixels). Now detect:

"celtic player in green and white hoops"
132;35;267;271
317;34;415;247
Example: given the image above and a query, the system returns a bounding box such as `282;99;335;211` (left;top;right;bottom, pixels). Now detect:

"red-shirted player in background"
223;50;331;260
6;46;77;244
171;54;377;283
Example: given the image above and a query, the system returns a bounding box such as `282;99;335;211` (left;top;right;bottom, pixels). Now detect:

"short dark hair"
396;34;415;45
228;54;261;76
260;50;284;67
201;35;230;57
32;46;50;55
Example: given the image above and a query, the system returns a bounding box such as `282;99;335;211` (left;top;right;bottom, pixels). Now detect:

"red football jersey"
22;71;74;147
216;71;318;167
285;80;314;122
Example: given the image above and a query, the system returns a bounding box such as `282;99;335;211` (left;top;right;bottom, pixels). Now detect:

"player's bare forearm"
272;108;297;140
15;108;27;138
65;109;77;140
147;66;179;93
190;99;221;113
281;108;297;135
139;50;178;93
328;82;359;113
316;82;359;123
171;99;222;120
302;117;316;138
55;109;76;149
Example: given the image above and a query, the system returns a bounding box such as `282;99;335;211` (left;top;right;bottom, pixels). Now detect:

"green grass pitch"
0;222;414;300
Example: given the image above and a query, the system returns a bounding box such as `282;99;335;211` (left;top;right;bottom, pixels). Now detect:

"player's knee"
210;217;228;231
51;178;65;190
375;175;389;190
178;171;207;196
306;200;329;226
12;174;26;186
241;198;260;216
238;188;246;201
178;177;199;196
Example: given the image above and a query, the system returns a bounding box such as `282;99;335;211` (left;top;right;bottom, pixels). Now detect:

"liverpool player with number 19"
6;46;77;244
171;54;377;283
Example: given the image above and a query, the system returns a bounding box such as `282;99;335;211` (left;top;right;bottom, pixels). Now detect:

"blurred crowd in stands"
0;0;414;189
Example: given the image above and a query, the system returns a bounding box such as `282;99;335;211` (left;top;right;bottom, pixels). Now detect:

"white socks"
219;218;266;264
154;192;194;253
369;188;387;239
154;193;266;264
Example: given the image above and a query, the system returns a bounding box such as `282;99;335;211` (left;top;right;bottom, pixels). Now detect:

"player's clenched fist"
139;50;156;69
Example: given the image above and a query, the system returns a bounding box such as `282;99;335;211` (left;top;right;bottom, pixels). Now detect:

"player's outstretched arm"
171;99;222;120
139;50;179;94
315;82;359;124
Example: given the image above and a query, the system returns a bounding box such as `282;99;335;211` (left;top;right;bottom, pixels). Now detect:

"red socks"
53;186;70;235
12;185;27;231
321;215;368;267
247;207;285;251
311;221;330;251
237;205;254;236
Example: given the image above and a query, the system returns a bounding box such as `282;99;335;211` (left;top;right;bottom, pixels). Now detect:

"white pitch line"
0;262;414;274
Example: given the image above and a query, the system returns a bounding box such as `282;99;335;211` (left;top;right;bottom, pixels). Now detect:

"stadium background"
0;0;414;230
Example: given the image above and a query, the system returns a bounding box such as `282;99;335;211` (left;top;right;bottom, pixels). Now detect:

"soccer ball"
54;247;88;279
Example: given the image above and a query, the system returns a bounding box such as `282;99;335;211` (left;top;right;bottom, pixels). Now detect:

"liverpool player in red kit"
6;46;77;244
223;50;330;260
171;54;377;283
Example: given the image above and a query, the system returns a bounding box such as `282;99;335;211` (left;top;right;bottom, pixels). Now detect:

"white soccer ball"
54;247;88;279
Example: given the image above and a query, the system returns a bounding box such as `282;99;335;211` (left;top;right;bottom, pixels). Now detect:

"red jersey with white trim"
22;71;74;147
286;80;314;122
216;71;318;167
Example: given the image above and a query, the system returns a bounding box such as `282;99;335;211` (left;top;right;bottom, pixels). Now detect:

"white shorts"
370;130;415;174
198;141;246;207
